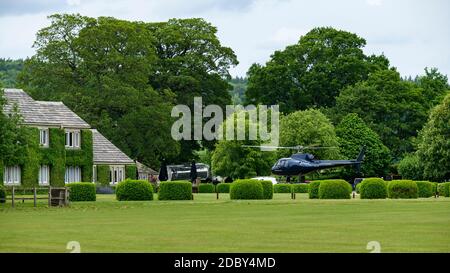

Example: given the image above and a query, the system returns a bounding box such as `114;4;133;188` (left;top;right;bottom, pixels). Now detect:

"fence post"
33;187;37;207
11;186;15;208
48;186;51;207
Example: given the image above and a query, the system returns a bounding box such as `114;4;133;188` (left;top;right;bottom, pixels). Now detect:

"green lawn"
1;193;449;253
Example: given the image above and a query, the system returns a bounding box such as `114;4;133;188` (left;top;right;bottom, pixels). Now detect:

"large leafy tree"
336;113;391;178
332;69;430;158
211;109;276;179
415;93;450;181
147;18;238;158
278;109;339;159
245;27;389;113
18;14;237;167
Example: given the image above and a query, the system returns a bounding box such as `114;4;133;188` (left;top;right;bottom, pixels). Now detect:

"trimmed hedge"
260;180;273;199
387;180;418;199
198;183;215;193
437;182;450;197
273;183;292;193
318;180;352;199
292;183;309;193
67;182;96;202
0;185;5;203
415;181;434;198
216;183;231;193
308;181;321;199
230;179;263;200
360;178;387;199
158;181;192;200
355;183;362;194
116;179;153;201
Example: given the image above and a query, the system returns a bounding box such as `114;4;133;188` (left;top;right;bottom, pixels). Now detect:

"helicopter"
243;145;366;180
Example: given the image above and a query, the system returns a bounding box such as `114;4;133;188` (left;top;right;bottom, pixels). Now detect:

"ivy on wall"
0;128;94;187
126;165;137;180
97;165;110;186
65;129;93;182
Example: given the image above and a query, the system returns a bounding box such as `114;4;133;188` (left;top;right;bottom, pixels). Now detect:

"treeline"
1;15;449;181
0;58;24;87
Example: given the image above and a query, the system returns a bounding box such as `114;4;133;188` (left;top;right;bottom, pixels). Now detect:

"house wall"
0;127;93;186
95;164;137;186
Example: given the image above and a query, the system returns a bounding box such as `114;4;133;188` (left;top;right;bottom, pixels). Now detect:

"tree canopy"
245;27;389;113
278;109;339;159
211;109;276;179
17;14;238;168
331;69;438;158
336;113;391;178
416;93;450;181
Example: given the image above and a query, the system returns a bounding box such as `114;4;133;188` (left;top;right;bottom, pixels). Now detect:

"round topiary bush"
216;183;231;193
67;182;96;201
158;181;192;200
116;179;153;201
198;183;215;193
359;178;387;199
415;181;434;198
355;183;362;194
230;179;263;200
308;181;321;199
259;180;273;199
318;180;352;199
273;183;292;193
292;183;309;193
387;180;418;199
0;185;6;203
437;182;450;197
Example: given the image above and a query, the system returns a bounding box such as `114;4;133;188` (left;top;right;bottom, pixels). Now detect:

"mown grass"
0;193;449;253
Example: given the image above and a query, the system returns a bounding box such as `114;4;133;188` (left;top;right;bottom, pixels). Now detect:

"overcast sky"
0;0;449;78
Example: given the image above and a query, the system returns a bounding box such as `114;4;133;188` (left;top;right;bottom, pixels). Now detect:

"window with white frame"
93;165;97;183
3;166;21;185
110;166;125;185
39;128;49;147
65;166;81;183
65;130;80;149
39;165;50;185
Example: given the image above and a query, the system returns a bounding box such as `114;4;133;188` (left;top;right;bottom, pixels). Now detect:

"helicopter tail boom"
356;146;366;162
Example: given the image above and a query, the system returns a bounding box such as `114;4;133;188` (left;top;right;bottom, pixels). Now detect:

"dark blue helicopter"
244;145;365;176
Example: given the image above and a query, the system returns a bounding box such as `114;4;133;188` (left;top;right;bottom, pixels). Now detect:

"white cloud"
366;0;383;6
0;0;449;79
67;0;81;7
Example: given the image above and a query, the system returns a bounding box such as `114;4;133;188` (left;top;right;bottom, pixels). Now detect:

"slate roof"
3;88;134;165
91;129;134;165
3;88;90;128
136;161;159;175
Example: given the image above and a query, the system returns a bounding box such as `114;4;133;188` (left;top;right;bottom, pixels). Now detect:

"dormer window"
65;130;80;149
39;128;49;147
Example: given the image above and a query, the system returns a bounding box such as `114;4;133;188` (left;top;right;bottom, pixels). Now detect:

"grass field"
1;193;449;253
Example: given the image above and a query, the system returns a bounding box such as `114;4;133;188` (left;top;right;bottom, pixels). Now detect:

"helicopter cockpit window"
277;160;287;168
306;154;314;161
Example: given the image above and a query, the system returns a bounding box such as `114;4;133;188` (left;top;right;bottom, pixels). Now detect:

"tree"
416;93;450;182
336;113;391;178
18;15;238;166
278;109;339;159
147;18;238;158
416;67;449;108
211;109;276;179
398;153;423;181
0;89;31;166
0;58;24;87
332;69;429;158
245;27;389;113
